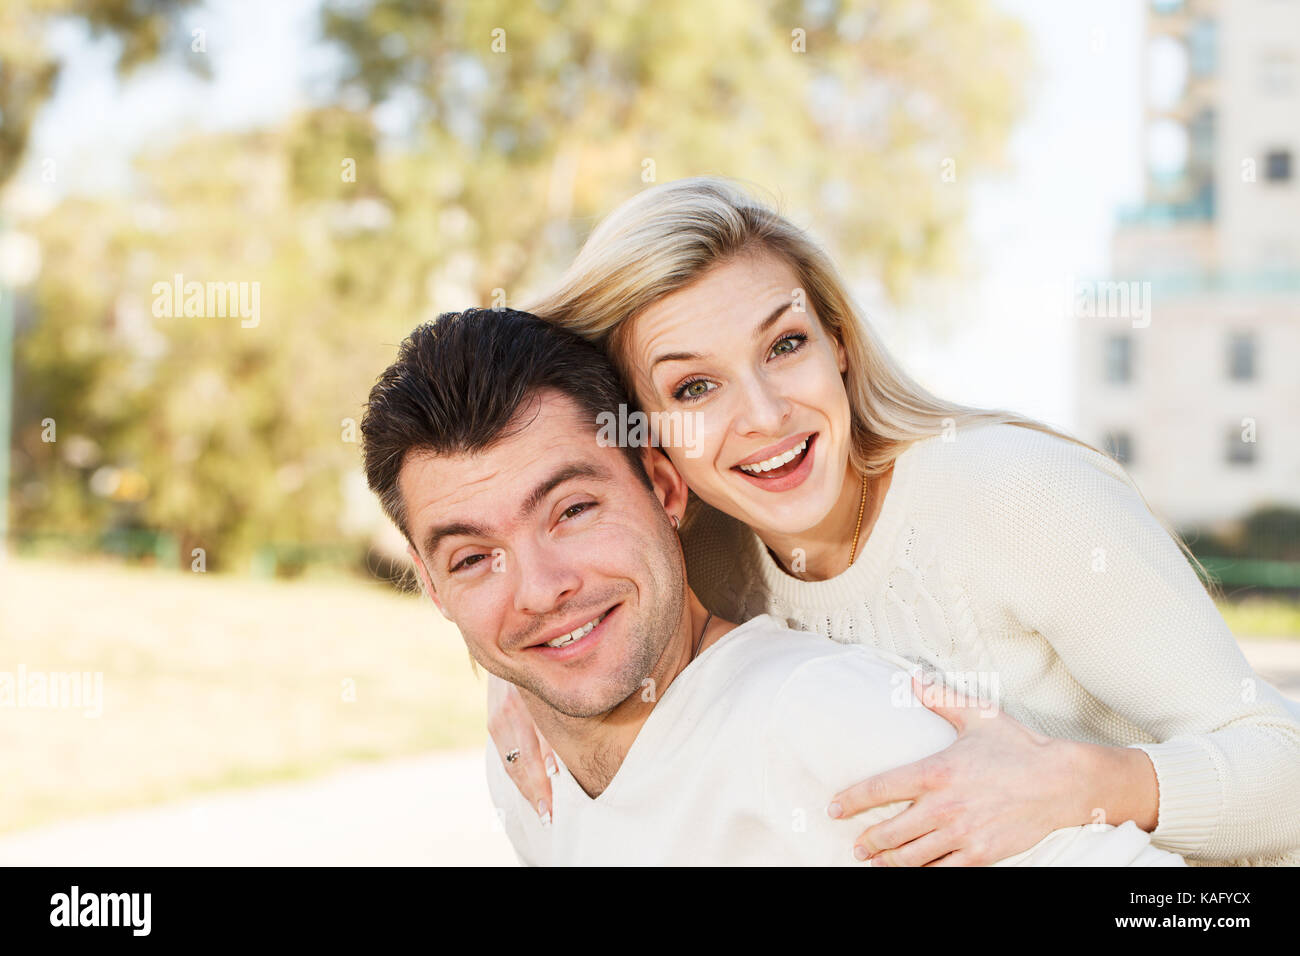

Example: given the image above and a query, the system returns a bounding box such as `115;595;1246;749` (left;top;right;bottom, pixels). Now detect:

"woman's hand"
828;673;1103;866
487;672;557;825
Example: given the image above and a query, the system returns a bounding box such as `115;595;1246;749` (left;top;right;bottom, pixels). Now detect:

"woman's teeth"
546;611;609;648
738;438;808;474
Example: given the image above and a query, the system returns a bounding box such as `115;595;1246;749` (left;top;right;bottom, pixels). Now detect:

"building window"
1188;20;1216;76
1190;109;1215;165
1265;149;1292;182
1226;427;1256;466
1104;334;1133;384
1104;431;1134;465
1227;332;1257;381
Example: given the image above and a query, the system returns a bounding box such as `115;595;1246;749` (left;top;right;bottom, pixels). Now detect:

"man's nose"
511;540;582;616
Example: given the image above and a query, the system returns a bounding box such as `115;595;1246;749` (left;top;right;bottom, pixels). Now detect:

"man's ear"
639;446;689;528
407;543;449;619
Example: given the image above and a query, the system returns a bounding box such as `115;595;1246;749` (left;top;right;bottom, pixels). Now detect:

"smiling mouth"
734;434;815;479
543;609;611;648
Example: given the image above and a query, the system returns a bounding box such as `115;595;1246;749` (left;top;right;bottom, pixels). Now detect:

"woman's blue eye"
673;378;715;402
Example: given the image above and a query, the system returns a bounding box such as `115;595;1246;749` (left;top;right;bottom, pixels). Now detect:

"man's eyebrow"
517;461;611;520
423;519;492;564
421;461;613;562
649;302;793;371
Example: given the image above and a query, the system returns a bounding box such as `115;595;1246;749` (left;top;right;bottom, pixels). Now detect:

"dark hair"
362;307;651;540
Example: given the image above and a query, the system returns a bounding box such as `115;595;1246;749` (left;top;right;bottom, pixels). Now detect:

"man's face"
400;389;687;719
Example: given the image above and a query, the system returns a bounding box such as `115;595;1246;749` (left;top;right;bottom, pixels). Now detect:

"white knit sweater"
681;423;1300;866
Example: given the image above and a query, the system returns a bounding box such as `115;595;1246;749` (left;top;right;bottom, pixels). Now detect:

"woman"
489;176;1300;866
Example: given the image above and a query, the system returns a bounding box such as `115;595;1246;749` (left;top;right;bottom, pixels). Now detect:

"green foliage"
1241;508;1300;562
1189;507;1300;564
0;0;202;187
9;0;1030;571
321;0;1031;299
14;130;391;570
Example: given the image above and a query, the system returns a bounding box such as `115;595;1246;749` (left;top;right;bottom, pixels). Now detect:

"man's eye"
451;553;488;573
561;502;595;521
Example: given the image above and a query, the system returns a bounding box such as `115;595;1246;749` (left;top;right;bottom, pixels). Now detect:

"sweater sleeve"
966;427;1300;861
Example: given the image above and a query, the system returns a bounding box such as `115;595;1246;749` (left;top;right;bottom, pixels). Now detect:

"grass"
0;556;487;835
2;555;1294;836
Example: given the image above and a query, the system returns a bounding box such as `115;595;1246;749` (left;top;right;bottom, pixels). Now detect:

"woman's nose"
733;374;793;437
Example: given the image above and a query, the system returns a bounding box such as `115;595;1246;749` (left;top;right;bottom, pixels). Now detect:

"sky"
17;0;1148;432
879;0;1145;430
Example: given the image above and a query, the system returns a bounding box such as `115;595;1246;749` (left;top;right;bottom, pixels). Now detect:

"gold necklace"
847;473;868;571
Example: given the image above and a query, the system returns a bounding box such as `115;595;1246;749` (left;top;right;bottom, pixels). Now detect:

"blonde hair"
525;176;1213;587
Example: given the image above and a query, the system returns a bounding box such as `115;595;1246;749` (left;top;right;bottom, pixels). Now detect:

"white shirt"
682;423;1300;866
485;614;1186;866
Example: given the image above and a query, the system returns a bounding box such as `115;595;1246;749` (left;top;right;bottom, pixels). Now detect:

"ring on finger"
505;748;521;764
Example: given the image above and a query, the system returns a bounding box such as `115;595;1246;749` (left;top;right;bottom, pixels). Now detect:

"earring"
670;514;680;531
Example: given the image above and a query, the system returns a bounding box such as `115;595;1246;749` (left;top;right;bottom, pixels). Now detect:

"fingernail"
853;845;869;861
538;801;551;827
827;802;843;819
545;756;557;777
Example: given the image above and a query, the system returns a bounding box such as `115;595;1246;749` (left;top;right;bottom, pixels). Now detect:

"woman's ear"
640;446;689;527
835;335;848;375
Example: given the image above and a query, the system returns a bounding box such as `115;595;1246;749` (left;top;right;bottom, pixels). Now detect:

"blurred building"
1077;0;1300;530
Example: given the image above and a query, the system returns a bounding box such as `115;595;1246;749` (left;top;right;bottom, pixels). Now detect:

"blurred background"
0;0;1297;864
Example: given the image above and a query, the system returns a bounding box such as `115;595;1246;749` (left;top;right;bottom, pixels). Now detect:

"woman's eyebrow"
648;302;793;371
754;302;792;337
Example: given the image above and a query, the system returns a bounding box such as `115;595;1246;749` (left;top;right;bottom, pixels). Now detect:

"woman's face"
624;249;853;538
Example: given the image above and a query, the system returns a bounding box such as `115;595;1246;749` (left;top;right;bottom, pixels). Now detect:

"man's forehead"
404;392;602;481
399;391;622;534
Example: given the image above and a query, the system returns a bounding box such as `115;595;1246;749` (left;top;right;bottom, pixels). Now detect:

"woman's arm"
968;428;1300;860
831;672;1161;866
487;673;557;824
834;426;1300;864
1075;738;1159;833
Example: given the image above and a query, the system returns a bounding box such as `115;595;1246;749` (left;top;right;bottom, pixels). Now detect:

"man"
361;308;1184;867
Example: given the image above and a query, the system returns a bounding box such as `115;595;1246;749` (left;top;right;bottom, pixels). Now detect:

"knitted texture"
682;423;1300;866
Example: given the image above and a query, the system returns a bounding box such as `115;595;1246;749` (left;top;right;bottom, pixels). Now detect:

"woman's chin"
725;495;837;540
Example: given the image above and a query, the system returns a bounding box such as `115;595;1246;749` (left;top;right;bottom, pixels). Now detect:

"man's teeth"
546;611;609;648
738;438;808;474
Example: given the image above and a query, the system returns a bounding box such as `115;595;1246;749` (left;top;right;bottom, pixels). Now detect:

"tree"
11;0;1031;571
0;0;202;188
320;0;1030;301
